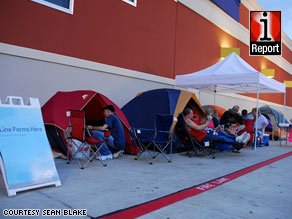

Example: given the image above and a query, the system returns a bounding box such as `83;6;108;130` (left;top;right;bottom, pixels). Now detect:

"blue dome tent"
122;88;204;152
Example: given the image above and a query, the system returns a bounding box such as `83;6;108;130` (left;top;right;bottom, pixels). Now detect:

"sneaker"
232;149;241;153
236;132;247;143
113;150;124;159
233;143;244;151
243;133;250;145
96;154;112;161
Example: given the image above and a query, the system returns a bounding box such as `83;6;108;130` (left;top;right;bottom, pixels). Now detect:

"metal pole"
214;91;216;105
199;90;201;102
254;79;260;150
214;85;217;105
282;91;287;145
283;91;286;123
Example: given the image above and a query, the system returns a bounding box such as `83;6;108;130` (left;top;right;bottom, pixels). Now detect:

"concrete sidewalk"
139;149;292;219
1;141;292;219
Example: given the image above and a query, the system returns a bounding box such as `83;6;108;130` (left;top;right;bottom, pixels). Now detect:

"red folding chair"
66;110;110;169
243;119;254;144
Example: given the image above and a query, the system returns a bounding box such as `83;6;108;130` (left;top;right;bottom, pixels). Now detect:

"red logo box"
250;11;281;56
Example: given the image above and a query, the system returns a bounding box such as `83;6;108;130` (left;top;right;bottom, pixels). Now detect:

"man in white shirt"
252;108;269;144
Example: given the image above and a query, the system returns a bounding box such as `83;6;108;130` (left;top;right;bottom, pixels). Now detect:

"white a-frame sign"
0;96;61;197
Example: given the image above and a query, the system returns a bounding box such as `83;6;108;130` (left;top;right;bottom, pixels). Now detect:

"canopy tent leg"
280;91;287;146
199;90;201;103
283;91;286;123
213;85;217;106
254;81;260;150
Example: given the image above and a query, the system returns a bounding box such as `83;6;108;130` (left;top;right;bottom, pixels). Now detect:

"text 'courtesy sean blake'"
3;209;87;217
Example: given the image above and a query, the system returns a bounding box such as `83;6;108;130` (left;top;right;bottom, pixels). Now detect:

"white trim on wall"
0;43;173;86
31;0;74;14
178;0;292;75
1;42;291;115
241;0;262;11
282;33;292;52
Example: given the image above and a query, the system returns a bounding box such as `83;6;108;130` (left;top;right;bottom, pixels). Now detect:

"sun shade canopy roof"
175;52;286;94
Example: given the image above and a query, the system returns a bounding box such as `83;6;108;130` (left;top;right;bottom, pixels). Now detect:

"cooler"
263;134;270;146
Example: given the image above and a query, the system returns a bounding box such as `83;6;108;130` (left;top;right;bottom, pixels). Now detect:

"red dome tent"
42;90;136;155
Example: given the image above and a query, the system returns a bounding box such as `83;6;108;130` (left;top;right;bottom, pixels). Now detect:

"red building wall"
0;0;291;106
239;3;249;30
174;4;231;75
0;0;176;78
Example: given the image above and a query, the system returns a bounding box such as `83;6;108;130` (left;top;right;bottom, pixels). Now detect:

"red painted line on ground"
99;151;292;219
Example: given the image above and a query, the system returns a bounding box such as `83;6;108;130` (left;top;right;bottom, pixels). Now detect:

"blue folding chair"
151;113;174;164
132;128;155;164
133;114;174;164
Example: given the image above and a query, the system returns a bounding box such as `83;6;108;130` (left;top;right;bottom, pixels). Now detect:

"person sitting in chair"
241;109;249;120
220;105;245;135
212;109;220;128
252;108;269;146
87;105;125;160
183;108;250;151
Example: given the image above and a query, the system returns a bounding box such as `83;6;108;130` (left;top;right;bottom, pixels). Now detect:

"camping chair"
175;113;215;158
242;119;254;146
133;114;174;164
150;113;174;164
132;128;155;164
66;110;110;169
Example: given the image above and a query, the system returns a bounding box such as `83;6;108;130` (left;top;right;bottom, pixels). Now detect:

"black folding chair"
176;113;245;158
175;113;216;158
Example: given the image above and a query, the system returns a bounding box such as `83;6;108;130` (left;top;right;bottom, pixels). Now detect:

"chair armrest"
86;128;111;138
131;128;155;141
132;128;155;135
156;130;173;133
132;128;155;131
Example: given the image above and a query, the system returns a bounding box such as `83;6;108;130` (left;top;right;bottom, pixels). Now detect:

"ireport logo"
250;11;281;56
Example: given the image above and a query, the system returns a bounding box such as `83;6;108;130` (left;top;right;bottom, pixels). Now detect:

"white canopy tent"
175;52;286;148
175;52;286;94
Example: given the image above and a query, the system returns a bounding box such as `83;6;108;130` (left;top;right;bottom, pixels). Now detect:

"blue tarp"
211;0;241;22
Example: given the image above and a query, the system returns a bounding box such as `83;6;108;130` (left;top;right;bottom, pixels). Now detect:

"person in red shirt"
183;108;250;150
